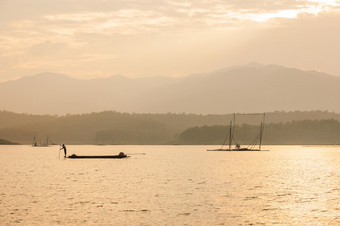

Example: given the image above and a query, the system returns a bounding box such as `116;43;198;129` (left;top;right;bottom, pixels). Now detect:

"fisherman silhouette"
60;144;67;157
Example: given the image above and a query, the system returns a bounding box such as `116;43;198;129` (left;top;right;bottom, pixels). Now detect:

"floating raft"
207;148;268;152
67;152;128;159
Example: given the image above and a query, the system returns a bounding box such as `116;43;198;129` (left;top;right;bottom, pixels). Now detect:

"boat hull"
67;154;128;159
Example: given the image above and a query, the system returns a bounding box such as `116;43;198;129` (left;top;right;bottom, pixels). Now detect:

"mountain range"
1;62;339;115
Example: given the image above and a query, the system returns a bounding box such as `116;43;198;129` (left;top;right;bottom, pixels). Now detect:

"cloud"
0;0;339;81
44;10;179;36
35;0;340;36
29;41;66;56
4;1;340;37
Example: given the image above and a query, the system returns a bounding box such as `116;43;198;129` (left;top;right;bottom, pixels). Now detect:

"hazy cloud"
29;41;66;57
0;0;339;81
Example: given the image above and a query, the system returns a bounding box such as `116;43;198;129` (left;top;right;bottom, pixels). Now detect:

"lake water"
1;145;340;225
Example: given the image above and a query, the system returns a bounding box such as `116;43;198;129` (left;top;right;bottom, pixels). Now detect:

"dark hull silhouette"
67;153;128;159
207;148;270;151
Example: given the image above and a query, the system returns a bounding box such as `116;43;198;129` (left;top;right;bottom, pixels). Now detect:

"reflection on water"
0;145;339;225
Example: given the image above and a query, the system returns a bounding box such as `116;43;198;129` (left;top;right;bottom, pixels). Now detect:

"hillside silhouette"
0;138;18;145
178;120;340;145
1;63;340;114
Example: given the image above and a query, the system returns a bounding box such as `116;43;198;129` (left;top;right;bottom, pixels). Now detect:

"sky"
0;0;339;82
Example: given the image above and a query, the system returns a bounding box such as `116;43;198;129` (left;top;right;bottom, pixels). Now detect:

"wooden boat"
207;113;268;152
67;152;128;159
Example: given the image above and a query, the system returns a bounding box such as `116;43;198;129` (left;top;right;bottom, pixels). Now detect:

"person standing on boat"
60;144;67;157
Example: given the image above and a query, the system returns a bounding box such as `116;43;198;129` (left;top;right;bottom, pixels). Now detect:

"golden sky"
0;0;339;81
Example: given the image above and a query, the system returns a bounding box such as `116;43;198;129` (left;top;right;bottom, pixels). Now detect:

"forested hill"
178;120;340;145
0;110;340;145
0;138;18;145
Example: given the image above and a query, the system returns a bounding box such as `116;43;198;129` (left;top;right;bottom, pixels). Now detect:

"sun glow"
239;0;340;22
245;10;299;22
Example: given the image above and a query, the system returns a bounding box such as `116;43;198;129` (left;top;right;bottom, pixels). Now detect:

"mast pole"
221;118;231;149
259;113;265;150
228;120;232;150
230;113;236;150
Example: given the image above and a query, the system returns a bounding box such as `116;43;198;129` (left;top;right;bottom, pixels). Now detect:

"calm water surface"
0;145;339;225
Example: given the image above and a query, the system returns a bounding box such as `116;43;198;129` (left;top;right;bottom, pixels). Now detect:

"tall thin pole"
221;119;231;149
229;113;236;150
228;120;232;150
259;113;265;150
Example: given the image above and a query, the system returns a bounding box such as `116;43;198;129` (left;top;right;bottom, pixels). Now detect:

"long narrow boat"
67;152;128;159
207;113;268;152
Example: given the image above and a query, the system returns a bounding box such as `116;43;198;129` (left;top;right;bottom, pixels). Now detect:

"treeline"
0;111;173;144
1;110;340;144
178;119;340;145
0;138;18;145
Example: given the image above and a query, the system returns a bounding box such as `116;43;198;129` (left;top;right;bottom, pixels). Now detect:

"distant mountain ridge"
1;63;339;114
